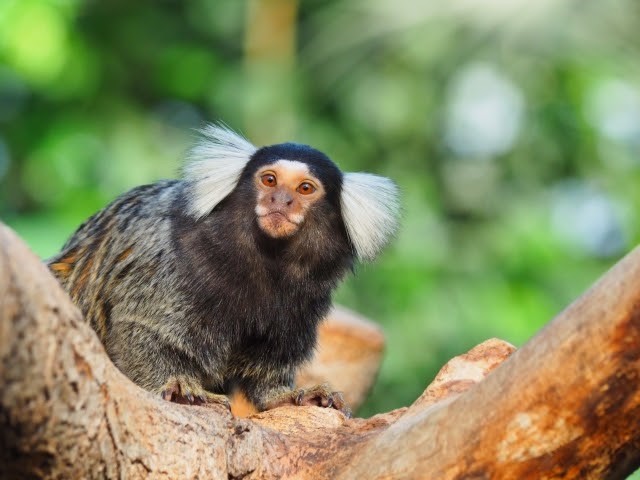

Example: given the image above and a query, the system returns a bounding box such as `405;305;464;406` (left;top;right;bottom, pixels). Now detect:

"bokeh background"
1;0;640;454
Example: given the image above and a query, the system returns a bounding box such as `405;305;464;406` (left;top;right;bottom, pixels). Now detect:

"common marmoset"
48;125;399;415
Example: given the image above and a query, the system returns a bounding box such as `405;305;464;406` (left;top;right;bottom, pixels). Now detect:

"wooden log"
2;222;639;479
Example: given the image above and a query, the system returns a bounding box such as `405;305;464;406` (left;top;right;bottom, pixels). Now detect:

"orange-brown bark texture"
2;221;640;479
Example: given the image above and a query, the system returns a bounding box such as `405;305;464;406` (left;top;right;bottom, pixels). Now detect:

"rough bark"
2;222;640;479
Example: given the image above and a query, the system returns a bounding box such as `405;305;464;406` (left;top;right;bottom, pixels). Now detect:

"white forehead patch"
269;159;310;175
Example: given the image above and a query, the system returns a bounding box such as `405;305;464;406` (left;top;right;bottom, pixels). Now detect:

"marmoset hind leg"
107;322;230;409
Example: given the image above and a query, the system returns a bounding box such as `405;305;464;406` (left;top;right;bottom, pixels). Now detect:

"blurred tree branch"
244;0;299;143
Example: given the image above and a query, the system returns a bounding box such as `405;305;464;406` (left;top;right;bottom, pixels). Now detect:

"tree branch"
2;222;639;479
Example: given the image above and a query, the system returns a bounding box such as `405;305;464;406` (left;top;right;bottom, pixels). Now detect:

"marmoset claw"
160;375;230;410
293;384;352;417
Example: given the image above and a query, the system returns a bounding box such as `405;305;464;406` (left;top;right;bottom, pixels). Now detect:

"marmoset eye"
261;173;277;187
297;182;316;195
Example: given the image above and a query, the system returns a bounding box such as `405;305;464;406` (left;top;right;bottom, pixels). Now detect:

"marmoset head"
184;124;400;261
247;143;342;240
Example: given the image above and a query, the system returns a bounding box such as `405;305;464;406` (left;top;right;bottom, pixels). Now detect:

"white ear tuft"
341;172;400;261
184;123;258;218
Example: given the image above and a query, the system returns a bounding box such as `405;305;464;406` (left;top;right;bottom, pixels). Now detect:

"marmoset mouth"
260;211;300;225
258;211;301;238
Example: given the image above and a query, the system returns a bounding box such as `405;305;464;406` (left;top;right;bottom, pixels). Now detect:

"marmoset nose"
271;190;294;206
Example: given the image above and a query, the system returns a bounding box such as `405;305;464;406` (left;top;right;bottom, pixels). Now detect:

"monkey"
48;124;399;415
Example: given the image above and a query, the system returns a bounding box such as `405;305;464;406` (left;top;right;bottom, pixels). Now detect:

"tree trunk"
1;222;640;479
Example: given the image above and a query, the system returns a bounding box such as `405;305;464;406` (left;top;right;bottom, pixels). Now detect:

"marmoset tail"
48;124;400;415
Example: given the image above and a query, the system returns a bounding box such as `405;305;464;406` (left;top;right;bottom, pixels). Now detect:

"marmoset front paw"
265;383;351;417
159;375;230;409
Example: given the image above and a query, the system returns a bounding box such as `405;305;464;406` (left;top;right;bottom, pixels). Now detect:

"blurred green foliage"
1;2;640;464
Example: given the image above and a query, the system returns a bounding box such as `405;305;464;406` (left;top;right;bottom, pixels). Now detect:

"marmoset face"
254;159;326;238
